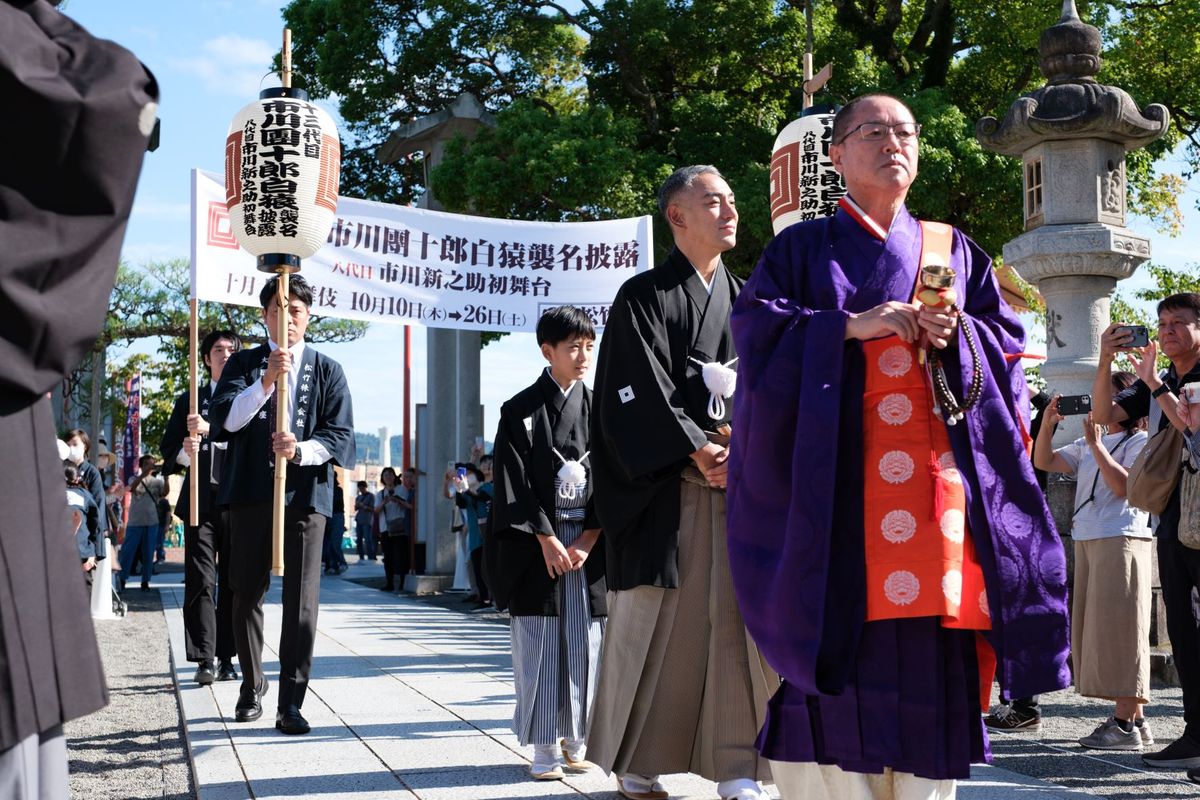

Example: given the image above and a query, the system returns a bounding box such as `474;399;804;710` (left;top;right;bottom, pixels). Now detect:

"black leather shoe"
275;705;311;735
234;679;268;723
216;659;239;682
193;659;216;686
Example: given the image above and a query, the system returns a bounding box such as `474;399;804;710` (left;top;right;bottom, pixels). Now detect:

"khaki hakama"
586;474;777;782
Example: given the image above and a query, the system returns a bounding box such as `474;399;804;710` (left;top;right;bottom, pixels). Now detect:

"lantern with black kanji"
768;108;844;234
224;87;340;272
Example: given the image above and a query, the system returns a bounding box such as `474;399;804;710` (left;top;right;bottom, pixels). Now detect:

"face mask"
68;444;85;464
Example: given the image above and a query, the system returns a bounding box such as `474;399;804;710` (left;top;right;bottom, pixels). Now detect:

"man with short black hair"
1096;292;1200;772
161;329;242;685
210;275;355;735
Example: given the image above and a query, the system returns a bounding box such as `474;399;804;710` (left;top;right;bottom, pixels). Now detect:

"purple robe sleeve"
940;231;1072;699
727;226;862;695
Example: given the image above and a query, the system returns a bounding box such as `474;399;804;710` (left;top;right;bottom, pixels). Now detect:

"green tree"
284;0;1195;275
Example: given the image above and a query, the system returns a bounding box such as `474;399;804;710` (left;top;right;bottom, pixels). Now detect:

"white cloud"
169;35;276;97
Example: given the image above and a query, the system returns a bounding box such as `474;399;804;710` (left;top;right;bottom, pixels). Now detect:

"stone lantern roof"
975;0;1169;156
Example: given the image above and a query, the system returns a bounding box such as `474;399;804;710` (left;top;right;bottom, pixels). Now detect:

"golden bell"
921;264;956;290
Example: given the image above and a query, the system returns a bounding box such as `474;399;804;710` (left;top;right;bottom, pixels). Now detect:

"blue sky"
64;0;1198;442
66;0;550;444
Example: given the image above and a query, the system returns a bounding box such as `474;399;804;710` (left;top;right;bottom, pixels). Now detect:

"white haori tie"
689;356;739;420
553;448;590;501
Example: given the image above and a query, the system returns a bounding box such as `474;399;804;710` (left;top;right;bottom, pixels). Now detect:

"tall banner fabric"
191;169;652;332
116;373;141;485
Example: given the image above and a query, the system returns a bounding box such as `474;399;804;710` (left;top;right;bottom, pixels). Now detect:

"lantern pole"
803;1;814;110
800;2;832;110
270;27;294;579
188;298;199;527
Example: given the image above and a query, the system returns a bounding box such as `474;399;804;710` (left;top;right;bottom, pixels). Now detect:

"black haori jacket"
590;247;742;591
485;372;606;617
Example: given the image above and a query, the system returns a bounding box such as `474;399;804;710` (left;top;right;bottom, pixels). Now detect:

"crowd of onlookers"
985;296;1200;782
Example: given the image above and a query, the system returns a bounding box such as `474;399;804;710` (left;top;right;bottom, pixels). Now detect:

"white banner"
190;169;652;331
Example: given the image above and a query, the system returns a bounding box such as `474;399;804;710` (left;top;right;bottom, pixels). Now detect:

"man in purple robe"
726;93;1071;797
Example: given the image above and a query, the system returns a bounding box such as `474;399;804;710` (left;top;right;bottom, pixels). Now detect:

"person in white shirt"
1034;370;1152;751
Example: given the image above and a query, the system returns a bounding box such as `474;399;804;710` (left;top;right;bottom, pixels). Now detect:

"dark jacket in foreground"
0;0;157;751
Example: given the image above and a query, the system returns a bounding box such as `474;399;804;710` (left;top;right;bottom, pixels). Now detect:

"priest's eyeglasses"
836;122;922;144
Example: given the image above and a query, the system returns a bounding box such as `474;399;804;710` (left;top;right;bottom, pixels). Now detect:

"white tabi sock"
531;743;561;773
561;738;586;761
716;777;769;800
621;772;664;793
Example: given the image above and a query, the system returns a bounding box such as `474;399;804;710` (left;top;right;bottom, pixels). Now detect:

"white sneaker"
1138;719;1155;747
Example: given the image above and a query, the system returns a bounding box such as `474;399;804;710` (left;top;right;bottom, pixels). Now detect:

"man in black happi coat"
210;276;355;735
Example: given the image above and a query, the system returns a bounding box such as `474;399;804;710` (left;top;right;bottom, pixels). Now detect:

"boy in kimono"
485;306;606;780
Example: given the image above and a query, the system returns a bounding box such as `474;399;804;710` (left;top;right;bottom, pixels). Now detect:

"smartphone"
446;460;456;472
1057;394;1092;416
1116;324;1150;348
456;466;467;479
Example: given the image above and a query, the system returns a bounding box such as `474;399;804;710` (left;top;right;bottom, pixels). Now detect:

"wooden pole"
271;27;294;578
188;299;200;527
272;274;289;577
282;29;292;89
803;0;814;110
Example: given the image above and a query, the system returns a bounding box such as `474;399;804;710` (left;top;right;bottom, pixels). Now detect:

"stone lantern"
976;0;1169;436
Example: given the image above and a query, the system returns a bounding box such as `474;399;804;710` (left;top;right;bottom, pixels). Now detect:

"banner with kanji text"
190;169;652;332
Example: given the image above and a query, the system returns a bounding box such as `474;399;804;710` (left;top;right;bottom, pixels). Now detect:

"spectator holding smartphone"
1036;371;1153;750
120;455;165;591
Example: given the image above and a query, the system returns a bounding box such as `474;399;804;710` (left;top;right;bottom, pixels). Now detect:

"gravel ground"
65;561;194;800
986;686;1200;797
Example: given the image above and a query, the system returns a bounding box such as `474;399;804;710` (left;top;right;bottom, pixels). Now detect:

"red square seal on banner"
207;201;239;250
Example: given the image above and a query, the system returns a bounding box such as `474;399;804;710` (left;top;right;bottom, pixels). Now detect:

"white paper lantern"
224;87;340;272
769;111;845;235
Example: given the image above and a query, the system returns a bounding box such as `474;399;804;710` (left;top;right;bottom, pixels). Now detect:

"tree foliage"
284;0;1196;276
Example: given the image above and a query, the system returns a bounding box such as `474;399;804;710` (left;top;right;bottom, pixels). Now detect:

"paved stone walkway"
157;558;1106;800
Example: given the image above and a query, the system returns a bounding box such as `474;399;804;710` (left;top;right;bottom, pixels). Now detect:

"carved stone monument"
977;0;1169;435
977;1;1172;653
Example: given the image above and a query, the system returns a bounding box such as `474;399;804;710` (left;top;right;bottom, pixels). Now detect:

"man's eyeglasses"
836;121;922;145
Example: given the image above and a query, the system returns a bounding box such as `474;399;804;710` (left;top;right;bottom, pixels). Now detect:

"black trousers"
381;534;410;589
183;502;235;662
1159;533;1200;738
228;502;325;711
469;546;489;603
